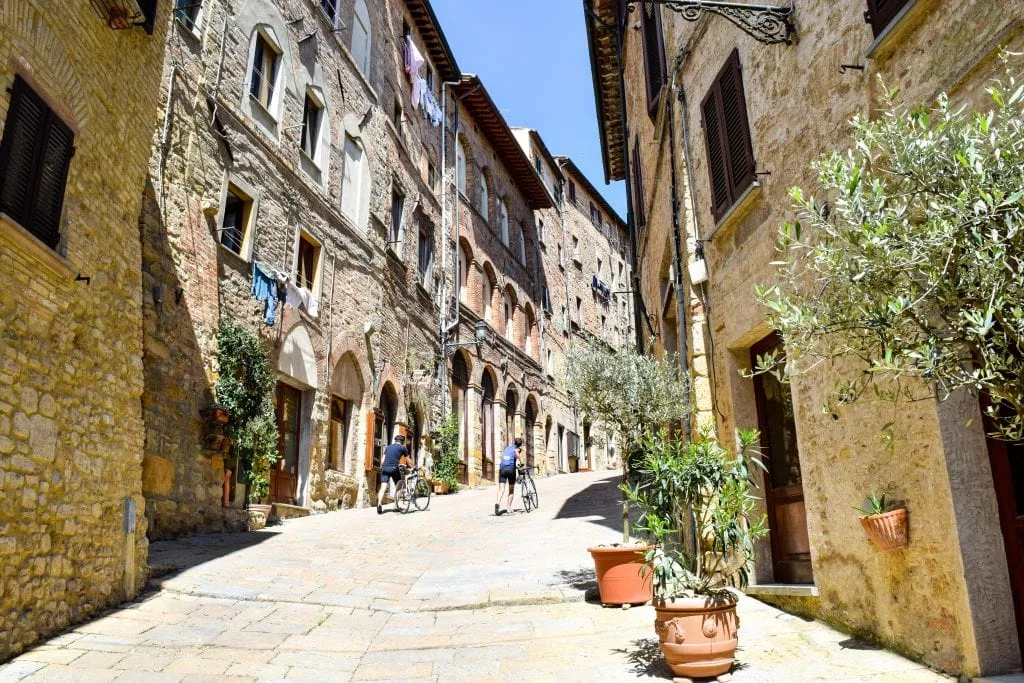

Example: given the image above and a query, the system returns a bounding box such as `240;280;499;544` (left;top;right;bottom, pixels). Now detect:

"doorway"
273;382;301;504
751;334;814;584
451;352;470;485
481;371;496;481
525;398;537;468
984;422;1024;655
369;385;397;498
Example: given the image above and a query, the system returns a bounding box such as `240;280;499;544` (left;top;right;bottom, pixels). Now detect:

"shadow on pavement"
613;636;673;678
147;528;281;582
555;473;639;533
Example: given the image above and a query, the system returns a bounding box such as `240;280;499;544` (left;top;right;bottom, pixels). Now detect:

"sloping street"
0;473;948;682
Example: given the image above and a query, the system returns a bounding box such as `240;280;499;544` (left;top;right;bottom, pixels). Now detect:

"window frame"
340;135;370;231
0;75;75;252
293;229;322;294
351;0;372;79
218;181;256;260
640;0;668;117
249;29;283;116
498;199;509;247
300;92;324;163
389;186;406;258
456;139;468;195
864;0;913;37
174;0;203;34
417;219;435;288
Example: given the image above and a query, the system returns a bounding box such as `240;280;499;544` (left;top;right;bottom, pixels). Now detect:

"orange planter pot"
587;545;653;605
655;596;739;679
860;508;908;550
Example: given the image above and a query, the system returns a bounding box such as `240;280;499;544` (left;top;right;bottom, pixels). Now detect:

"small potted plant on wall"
856;492;908;550
624;426;768;679
431;413;461;495
215;318;280;530
564;344;690;606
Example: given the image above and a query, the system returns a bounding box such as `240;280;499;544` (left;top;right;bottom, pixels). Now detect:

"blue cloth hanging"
252;261;278;326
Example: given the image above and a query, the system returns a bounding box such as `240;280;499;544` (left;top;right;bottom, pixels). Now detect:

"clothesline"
251;261;320;326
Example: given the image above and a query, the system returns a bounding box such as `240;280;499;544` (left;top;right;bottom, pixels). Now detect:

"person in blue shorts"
494;437;523;515
377;434;408;514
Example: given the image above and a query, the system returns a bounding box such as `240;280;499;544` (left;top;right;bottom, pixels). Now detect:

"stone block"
142;456;174;497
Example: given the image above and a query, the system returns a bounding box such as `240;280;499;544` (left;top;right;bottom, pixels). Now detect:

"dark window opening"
175;0;202;31
418;221;434;287
220;186;250;255
250;34;280;109
301;95;322;159
295;233;319;291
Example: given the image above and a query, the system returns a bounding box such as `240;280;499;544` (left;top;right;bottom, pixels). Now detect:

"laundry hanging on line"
251;261;278;326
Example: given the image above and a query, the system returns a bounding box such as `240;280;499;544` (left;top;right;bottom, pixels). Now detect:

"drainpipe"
666;74;692;442
439;80;480;417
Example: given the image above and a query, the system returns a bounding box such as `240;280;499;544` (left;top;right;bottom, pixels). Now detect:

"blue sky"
431;0;627;217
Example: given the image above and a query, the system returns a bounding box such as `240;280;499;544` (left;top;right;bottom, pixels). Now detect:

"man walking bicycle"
377;434;409;515
494;437;523;515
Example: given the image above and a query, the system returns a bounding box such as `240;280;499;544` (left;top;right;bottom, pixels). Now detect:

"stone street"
0;472;949;682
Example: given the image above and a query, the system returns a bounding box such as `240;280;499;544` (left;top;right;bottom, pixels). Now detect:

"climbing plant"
215;318;279;503
432;412;461;492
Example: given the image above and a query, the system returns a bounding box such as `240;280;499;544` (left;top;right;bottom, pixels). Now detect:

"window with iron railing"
175;0;202;31
319;0;338;25
250;34;280;111
220;185;252;256
301;95;323;160
295;232;320;291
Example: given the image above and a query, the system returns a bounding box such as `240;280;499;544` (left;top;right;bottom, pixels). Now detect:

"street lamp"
444;319;491;355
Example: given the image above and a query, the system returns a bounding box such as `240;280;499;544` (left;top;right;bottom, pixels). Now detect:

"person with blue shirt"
377;434;409;514
494;437;523;515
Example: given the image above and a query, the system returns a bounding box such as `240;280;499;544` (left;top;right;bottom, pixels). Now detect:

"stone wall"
0;0;170;659
616;0;1024;675
140;0;447;536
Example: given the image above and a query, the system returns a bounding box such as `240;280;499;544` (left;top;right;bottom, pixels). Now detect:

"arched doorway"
525;396;538;468
370;383;398;497
481;369;496;481
504;384;519;456
451;351;470;484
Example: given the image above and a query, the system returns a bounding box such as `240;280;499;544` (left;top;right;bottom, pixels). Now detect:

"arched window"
482;271;493;323
352;0;372;78
456;139;467;194
498;200;509;246
504;291;514;343
459;244;471;305
478;173;488;220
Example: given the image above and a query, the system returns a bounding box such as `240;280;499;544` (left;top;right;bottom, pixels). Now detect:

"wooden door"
985;432;1024;655
481;373;496;481
752;334;814;584
273;383;301;505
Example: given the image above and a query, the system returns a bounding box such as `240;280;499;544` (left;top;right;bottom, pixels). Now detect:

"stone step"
270;503;312;521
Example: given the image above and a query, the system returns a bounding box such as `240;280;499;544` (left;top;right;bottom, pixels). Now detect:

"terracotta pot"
433;481;450;495
655;595;739;679
202;407;231;425
860;508;908;550
587;545;653;605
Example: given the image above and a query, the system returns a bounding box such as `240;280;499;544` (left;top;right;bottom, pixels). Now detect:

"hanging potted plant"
855;492;908;550
624;426;768;679
564;344;690;606
431;413;461;495
201;403;232;425
215;318;280;530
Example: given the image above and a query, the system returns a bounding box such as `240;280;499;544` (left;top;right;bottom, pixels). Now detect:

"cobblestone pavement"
1;471;950;682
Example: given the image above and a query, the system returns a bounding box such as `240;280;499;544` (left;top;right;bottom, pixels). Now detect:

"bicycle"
518;465;539;512
393;465;432;513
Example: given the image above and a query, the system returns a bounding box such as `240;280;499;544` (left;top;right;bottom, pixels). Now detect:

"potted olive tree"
215;318;280;530
564;344;690;606
624;426;768;678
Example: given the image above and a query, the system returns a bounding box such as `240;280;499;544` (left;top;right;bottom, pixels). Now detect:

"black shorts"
380;468;400;485
499;467;517;486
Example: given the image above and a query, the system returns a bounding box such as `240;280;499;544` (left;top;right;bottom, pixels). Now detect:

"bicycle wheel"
394;480;412;513
524;477;539;512
414;477;432;511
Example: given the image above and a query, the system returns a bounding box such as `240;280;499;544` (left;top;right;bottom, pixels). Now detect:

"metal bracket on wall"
639;0;797;45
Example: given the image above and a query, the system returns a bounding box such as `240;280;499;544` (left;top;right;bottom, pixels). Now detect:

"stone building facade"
0;0;170;659
140;0;459;537
587;0;1024;676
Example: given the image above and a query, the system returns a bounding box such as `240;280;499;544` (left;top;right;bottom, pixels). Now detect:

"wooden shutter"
0;76;74;250
701;50;755;223
137;0;158;35
641;1;667;116
631;141;646;230
864;0;911;37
